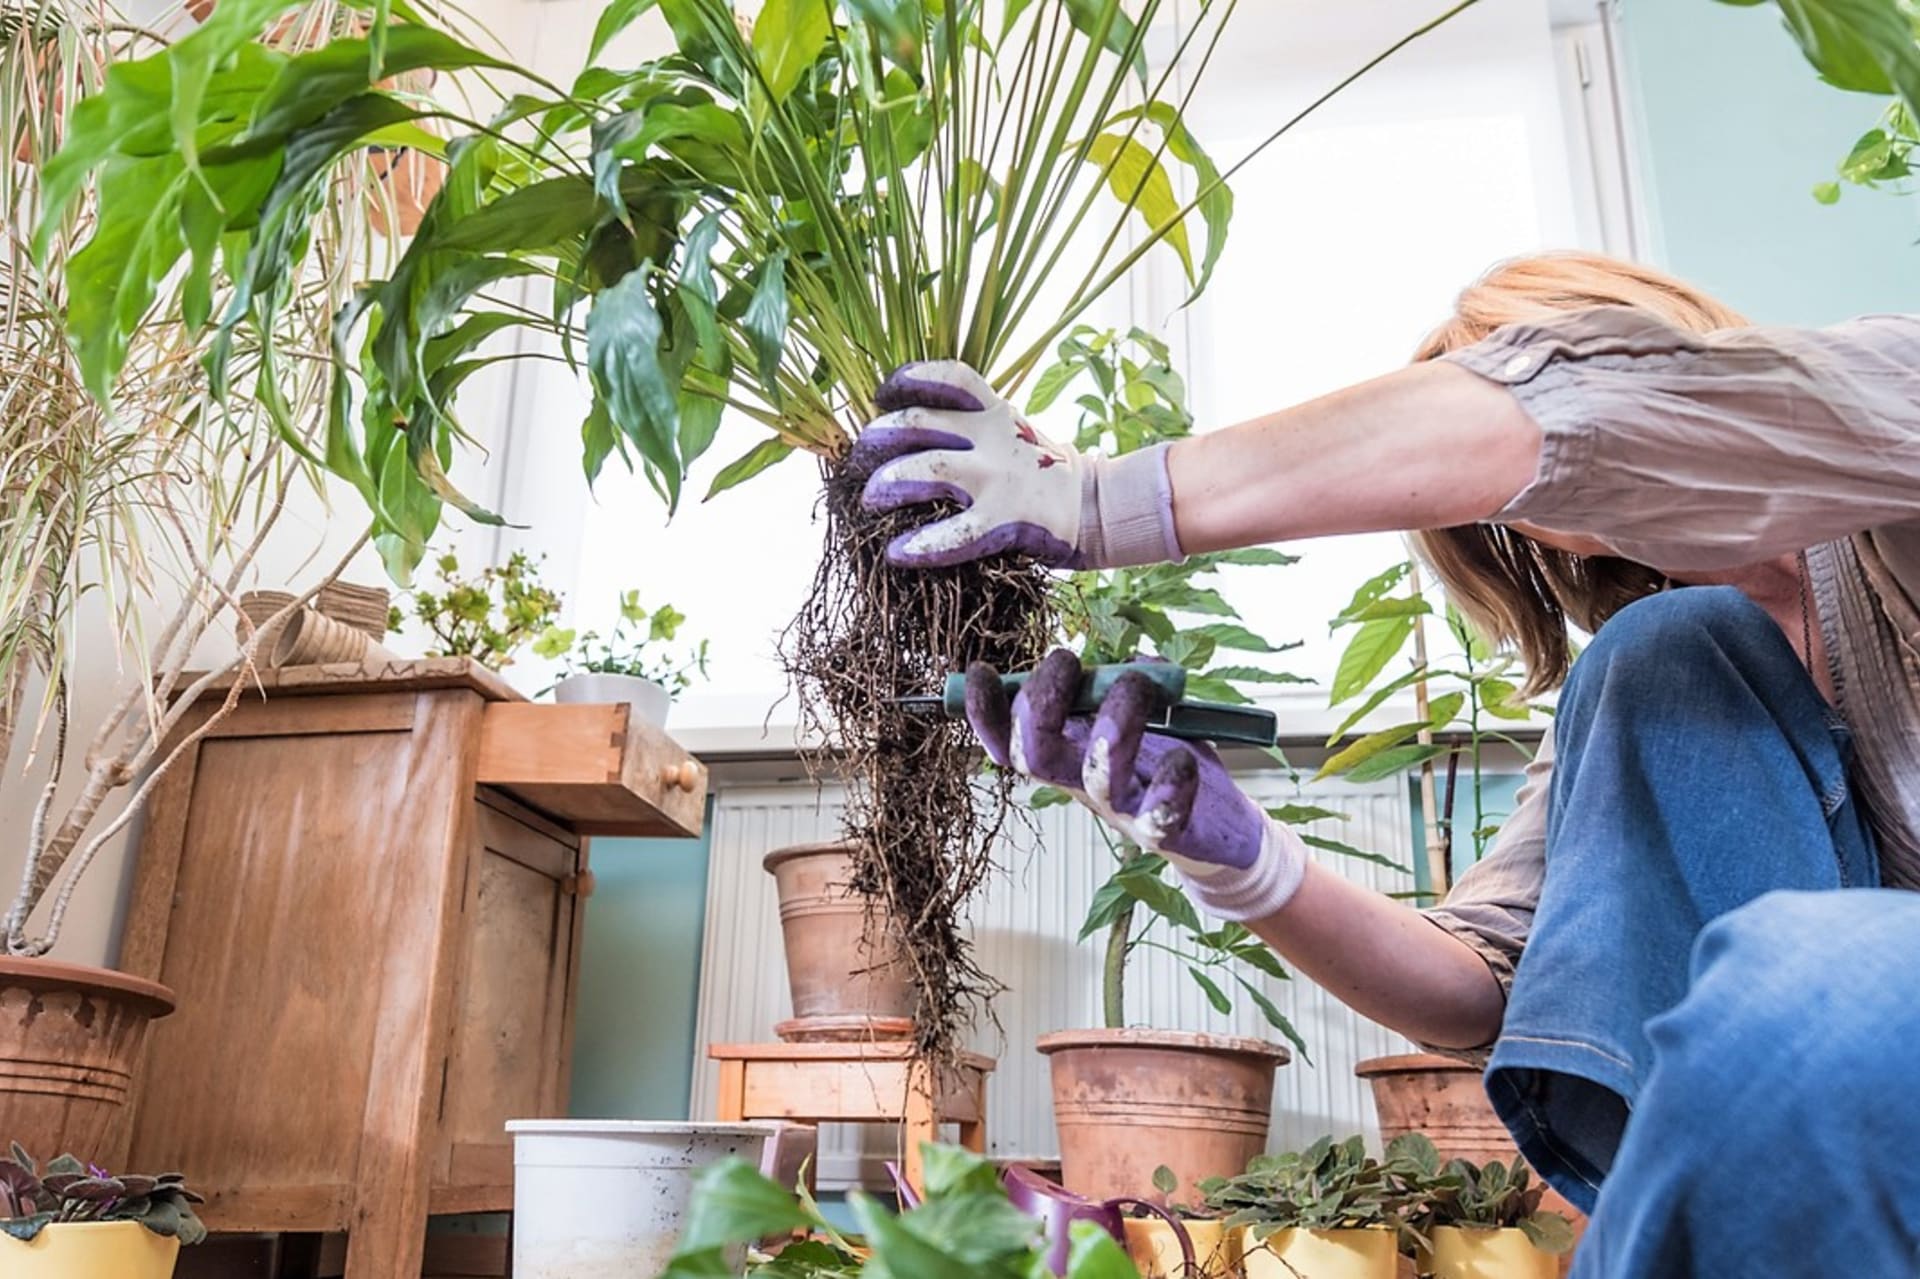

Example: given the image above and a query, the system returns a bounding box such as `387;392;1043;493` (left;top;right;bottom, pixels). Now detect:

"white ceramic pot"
506;1120;776;1279
552;672;672;727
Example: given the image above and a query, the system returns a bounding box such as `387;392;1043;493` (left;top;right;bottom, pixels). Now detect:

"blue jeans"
1482;588;1920;1277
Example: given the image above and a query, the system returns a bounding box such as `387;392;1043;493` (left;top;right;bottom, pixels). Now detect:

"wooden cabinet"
120;660;705;1279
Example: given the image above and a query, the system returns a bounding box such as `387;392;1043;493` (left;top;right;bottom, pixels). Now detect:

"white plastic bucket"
506;1120;776;1279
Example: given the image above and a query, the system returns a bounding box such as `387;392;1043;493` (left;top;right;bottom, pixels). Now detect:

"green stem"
1103;900;1134;1030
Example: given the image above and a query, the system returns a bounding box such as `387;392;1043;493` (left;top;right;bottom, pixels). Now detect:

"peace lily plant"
46;0;1476;1060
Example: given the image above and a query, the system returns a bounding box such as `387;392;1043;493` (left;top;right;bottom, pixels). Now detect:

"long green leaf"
752;0;834;103
1329;614;1416;705
588;265;684;507
1108;100;1233;300
1081;131;1193;281
705;437;794;499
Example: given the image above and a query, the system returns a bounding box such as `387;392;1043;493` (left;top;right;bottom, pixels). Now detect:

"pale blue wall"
568;817;713;1120
1616;0;1920;324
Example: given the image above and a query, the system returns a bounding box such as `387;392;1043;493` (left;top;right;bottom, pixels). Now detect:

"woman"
855;253;1920;1277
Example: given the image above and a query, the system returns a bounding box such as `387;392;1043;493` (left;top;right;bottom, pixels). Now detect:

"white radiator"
688;771;1419;1189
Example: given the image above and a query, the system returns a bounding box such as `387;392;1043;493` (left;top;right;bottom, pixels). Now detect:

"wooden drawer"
475;702;707;837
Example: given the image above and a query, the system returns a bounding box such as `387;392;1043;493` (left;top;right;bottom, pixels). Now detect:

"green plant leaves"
753;0;834;102
1108;101;1233;301
589;265;684;507
1082;132;1193;282
705;437;796;498
1329;614;1416;705
743;252;790;398
675;1158;814;1252
590;0;662;62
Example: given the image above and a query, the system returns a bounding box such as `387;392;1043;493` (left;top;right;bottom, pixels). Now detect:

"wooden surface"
708;1043;993;1191
182;657;521;703
476;701;707;836
120;670;649;1279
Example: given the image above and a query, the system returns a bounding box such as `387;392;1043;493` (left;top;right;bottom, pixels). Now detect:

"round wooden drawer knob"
660;761;700;791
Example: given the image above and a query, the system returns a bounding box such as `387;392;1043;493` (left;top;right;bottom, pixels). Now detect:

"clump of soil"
782;461;1053;1062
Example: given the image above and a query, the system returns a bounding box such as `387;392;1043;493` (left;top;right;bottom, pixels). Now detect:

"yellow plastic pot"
1124;1217;1238;1277
0;1220;181;1279
1427;1226;1557;1279
1236;1224;1399;1279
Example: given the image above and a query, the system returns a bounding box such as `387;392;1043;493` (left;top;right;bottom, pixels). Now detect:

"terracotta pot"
763;843;913;1040
1037;1028;1290;1201
1356;1054;1584;1275
1428;1226;1558;1279
0;959;175;1168
1124;1217;1237;1278
0;1220;181;1279
1235;1225;1398;1279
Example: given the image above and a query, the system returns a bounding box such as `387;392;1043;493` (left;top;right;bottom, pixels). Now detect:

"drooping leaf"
674;1158;813;1252
1233;975;1309;1062
1082;131;1193;281
588;265;684;507
1108;100;1233;301
705;437;795;499
1343;742;1450;785
1187;965;1232;1013
743;252;790;398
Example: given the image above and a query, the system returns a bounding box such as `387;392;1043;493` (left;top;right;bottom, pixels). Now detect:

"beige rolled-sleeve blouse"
1419;307;1920;1044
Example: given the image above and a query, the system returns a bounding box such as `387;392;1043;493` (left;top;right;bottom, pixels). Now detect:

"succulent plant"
0;1145;206;1245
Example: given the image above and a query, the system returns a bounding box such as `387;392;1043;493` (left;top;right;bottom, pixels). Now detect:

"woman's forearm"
1246;859;1506;1050
1167;360;1541;554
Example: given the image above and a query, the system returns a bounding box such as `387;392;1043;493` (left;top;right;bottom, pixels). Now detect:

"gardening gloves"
854;361;1183;571
967;650;1308;923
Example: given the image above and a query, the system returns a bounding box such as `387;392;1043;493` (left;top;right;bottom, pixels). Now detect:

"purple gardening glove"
853;361;1183;571
967;650;1309;922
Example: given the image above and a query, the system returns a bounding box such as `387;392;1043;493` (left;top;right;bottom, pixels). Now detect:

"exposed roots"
782;460;1053;1062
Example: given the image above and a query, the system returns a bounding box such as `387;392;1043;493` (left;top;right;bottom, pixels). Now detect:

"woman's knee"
1649;891;1920;1116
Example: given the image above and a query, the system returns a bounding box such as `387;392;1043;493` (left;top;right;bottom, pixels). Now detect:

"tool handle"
939;663;1187;717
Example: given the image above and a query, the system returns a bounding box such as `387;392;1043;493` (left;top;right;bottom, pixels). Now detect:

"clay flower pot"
1037;1028;1290;1201
763;843;913;1041
1124;1216;1237;1278
1428;1226;1558;1279
0;1220;181;1279
0;959;175;1168
1236;1225;1398;1279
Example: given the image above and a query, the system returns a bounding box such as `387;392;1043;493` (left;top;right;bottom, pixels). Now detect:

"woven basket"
315;580;391;640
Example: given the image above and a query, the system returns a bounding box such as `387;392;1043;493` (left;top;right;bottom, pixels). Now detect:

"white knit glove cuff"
1169;818;1309;923
1077;443;1184;570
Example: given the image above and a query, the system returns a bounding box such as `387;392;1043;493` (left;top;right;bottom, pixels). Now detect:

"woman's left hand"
967;649;1309;921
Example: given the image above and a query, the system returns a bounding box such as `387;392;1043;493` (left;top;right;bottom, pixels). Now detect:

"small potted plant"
540;592;709;728
389;550;566;674
1201;1135;1428;1279
1122;1166;1238;1278
1406;1150;1575;1279
0;1146;205;1279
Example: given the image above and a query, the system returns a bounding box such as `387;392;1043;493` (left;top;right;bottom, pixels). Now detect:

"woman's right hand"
853;361;1184;571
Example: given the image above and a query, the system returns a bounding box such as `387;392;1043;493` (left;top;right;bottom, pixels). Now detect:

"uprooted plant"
51;0;1479;1055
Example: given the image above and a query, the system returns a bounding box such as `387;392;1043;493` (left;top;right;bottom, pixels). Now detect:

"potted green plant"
388;550;567;674
1200;1135;1430;1279
1122;1166;1236;1279
1;0;387;1166
50;0;1473;1066
0;1146;206;1279
1410;1153;1575;1279
540;591;708;727
1030;329;1410;1203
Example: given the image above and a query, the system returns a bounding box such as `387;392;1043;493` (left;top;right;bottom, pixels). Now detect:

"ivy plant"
0;1146;206;1245
659;1143;1142;1279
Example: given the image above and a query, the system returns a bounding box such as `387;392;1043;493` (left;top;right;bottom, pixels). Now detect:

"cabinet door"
433;797;583;1209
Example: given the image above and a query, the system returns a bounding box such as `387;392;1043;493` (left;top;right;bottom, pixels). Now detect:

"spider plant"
45;0;1478;1048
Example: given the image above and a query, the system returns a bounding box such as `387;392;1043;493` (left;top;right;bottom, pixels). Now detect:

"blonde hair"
1409;252;1749;694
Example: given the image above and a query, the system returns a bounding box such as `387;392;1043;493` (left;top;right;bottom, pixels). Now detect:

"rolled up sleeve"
1444;308;1920;573
1418;728;1555;1058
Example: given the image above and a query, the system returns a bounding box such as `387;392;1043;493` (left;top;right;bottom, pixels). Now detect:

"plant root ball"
782;459;1053;1063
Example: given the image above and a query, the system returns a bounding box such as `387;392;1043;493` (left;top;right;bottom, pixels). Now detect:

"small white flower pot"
506;1120;776;1279
551;672;672;727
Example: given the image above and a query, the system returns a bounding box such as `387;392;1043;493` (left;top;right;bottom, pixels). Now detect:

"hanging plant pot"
1235;1225;1398;1279
0;1220;181;1279
763;843;914;1041
1428;1226;1558;1279
552;672;673;728
1124;1216;1237;1278
0;959;175;1168
1037;1028;1290;1201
